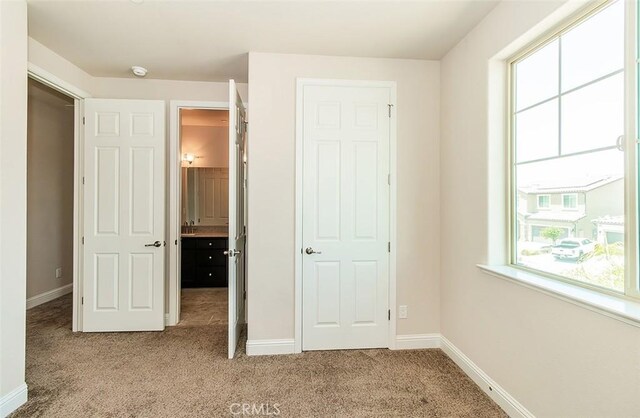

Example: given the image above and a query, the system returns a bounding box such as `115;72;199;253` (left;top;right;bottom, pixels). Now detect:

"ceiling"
27;0;499;83
181;109;229;127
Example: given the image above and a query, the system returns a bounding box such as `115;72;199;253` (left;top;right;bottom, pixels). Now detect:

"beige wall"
27;79;75;299
0;0;28;411
440;0;640;415
247;52;440;341
181;126;229;168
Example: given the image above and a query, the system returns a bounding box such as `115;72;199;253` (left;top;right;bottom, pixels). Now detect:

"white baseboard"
440;336;534;418
394;333;441;350
246;339;296;356
0;383;27;418
26;283;72;310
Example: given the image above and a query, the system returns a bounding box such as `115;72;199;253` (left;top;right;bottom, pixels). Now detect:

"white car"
552;238;596;261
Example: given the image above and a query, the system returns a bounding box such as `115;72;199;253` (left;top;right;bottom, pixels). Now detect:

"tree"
540;227;563;245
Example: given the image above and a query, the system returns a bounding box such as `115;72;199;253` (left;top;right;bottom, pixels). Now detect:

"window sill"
477;264;640;328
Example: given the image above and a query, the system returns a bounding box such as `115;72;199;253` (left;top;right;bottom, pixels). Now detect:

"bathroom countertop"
181;232;229;238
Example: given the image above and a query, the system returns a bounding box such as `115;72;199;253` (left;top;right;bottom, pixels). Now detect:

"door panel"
302;84;390;350
228;80;247;358
83;99;165;332
130;148;154;235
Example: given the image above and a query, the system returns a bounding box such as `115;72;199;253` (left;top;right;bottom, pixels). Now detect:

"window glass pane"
515;150;624;293
561;73;624;154
561;0;624;91
515;100;558;163
515;39;559;111
538;195;550;208
563;194;577;209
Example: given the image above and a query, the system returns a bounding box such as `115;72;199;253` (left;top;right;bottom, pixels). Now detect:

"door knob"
224;249;241;257
305;247;322;255
145;241;162;248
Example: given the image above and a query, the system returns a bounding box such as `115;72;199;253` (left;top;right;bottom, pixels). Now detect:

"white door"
83;99;165;332
228;80;247;358
302;84;391;350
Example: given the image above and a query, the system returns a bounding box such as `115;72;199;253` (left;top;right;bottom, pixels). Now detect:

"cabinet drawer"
196;266;227;286
197;250;227;266
197;238;228;249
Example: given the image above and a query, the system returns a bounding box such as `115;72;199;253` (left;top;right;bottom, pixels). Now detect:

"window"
510;0;638;298
562;194;578;209
537;194;550;209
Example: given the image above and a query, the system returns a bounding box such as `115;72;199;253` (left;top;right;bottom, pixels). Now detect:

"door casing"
294;78;398;353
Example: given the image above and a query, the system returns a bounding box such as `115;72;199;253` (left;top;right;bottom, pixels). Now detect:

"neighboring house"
593;215;624;245
516;175;623;244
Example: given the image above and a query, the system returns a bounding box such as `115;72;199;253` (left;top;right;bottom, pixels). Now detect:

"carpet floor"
12;292;507;417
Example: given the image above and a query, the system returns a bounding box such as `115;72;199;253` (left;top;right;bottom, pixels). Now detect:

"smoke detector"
131;66;148;77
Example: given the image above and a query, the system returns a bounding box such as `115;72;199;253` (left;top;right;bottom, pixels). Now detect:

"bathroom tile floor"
178;287;228;327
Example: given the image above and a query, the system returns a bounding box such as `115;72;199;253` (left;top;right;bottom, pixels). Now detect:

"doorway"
26;79;75;314
169;81;247;359
179;108;231;327
295;79;397;352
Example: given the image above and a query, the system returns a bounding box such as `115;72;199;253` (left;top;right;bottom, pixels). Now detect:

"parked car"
552;238;596;261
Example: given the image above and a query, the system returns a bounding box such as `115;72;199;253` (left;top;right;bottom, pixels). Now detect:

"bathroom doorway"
178;108;231;328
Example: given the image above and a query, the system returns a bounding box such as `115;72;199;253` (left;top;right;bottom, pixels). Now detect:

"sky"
513;0;625;188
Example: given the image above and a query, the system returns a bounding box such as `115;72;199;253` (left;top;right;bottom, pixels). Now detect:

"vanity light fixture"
183;153;196;165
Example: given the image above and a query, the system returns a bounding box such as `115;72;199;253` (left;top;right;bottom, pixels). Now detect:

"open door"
227;80;247;358
82;99;166;332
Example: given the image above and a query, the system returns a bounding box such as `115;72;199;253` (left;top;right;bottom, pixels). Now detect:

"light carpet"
12;292;506;417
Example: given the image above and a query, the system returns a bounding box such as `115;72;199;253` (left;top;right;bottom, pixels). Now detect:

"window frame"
537;194;551;209
562;193;578;210
507;0;640;301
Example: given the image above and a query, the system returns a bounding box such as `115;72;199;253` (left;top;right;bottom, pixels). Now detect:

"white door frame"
168;100;229;326
294;78;398;353
27;63;91;332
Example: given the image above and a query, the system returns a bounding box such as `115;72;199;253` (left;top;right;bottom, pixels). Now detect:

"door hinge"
82;177;85;185
388;104;394;118
243;291;247;300
388;242;391;253
82;116;85;125
388;309;391;321
81;297;84;305
82;237;84;245
175;239;178;245
387;174;390;185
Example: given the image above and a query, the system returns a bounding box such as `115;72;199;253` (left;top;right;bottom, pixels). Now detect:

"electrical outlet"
55;267;62;279
398;305;408;319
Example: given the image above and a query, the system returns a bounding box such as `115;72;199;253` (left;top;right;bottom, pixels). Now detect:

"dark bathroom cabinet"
181;237;228;288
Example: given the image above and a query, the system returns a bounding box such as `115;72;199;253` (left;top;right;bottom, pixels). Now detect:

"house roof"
525;211;586;223
592;215;624;226
518;175;623;195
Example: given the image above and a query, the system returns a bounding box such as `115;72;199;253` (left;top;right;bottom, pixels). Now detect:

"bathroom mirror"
181;167;229;226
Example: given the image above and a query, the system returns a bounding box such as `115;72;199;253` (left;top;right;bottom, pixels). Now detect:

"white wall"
247;52;440;342
26;80;75;299
440;0;640;416
0;0;28;415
